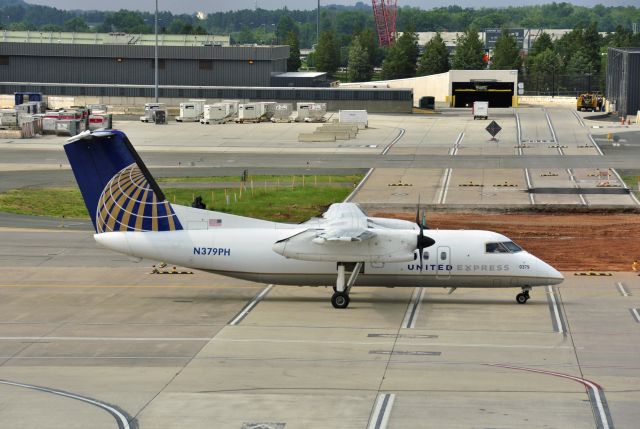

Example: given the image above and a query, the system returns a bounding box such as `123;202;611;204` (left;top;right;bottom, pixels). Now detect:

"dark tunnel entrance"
452;81;514;108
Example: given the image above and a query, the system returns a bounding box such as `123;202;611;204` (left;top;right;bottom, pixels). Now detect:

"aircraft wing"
315;203;374;243
272;203;418;263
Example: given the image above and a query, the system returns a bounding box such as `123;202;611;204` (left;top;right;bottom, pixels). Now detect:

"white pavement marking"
401;287;425;329
524;168;535;205
616;282;630;297
515;111;522;147
0;336;211;341
588;134;605;156
548;285;564;334
347;126;405;203
438;168;452;204
572;110;586;127
367;393;395;429
0;379;131;429
609;167;640;206
228;284;273;326
381;128;405;155
344;167;374;202
438;133;463;204
566;168;587;206
631;308;640;323
209;338;576;349
544;108;558;143
488;364;612;429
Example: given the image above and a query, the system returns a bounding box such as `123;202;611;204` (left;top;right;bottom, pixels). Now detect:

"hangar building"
606;47;640;118
0;31;287;87
342;70;519;108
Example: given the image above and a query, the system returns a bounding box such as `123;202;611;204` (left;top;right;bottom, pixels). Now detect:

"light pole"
317;0;320;45
154;0;159;102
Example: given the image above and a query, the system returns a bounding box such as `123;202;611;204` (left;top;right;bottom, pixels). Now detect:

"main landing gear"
516;287;531;304
331;262;363;309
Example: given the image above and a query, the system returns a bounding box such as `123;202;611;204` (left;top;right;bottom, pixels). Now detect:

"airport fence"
521;72;605;96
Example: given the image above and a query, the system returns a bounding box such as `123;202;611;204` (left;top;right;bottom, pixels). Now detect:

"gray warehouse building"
0;31;413;113
606;47;640;118
0;42;289;87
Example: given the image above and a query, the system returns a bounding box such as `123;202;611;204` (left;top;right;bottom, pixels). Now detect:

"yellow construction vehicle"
577;93;598;112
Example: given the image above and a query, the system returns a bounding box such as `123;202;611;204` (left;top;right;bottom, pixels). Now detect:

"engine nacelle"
272;229;417;263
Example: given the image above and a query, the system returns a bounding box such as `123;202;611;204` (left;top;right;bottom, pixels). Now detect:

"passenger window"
423;251;429;260
440;252;446;260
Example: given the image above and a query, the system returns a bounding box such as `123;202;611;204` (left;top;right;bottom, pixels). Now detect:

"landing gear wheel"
516;292;529;304
331;292;350;309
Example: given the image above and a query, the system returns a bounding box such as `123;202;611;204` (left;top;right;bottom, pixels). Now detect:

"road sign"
486;120;502;138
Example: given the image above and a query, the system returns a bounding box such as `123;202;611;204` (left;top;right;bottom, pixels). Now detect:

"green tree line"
1;0;639;49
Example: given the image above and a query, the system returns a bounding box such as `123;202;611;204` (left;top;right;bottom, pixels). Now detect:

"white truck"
473;101;489;120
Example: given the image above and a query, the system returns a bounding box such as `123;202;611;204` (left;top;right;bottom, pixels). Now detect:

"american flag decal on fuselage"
96;163;182;233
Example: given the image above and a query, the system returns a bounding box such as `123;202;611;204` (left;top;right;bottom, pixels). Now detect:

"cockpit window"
486;241;522;253
486;242;508;253
502;241;522;252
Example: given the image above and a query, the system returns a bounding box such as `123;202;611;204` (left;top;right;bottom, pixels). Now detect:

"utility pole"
317;0;320;46
154;0;159;102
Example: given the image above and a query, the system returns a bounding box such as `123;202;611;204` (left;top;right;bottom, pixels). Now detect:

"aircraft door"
436;246;451;279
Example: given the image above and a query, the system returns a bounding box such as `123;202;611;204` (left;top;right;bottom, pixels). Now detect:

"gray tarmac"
1;107;639;208
1;227;639;428
1;106;640;428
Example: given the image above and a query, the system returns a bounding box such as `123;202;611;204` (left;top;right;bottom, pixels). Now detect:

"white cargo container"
176;99;206;122
140;103;166;123
221;100;239;117
42;111;60;134
473;101;488;120
0;109;17;126
339;109;368;127
88;104;108;114
88;113;113;130
271;103;294;122
295;102;327;122
55;119;82;136
236;102;276;123
201;103;235;124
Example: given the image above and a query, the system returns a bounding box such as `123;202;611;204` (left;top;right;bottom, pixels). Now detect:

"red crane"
371;0;398;47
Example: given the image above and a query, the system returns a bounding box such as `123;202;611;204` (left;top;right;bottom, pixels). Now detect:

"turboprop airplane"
64;129;563;309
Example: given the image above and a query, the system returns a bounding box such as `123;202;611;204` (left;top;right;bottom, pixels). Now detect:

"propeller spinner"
415;202;435;270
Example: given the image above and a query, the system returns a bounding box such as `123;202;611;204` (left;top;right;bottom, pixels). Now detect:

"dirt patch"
372;212;640;271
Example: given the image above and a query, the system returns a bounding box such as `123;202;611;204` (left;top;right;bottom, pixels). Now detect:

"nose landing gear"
516;287;531;304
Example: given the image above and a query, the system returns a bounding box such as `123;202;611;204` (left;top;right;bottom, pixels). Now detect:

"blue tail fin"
64;130;183;233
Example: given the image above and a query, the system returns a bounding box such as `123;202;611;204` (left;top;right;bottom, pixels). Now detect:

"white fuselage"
95;223;563;289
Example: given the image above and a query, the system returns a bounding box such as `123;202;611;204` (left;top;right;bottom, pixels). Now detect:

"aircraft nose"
545;263;564;285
